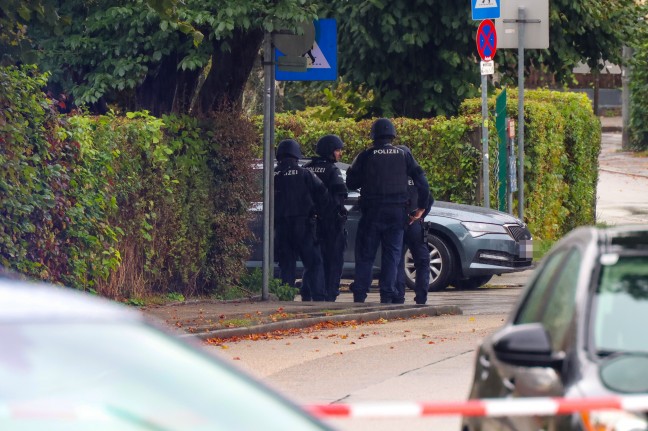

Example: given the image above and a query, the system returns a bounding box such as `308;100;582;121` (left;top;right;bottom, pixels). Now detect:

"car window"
515;248;569;325
538;249;581;351
515;248;581;351
592;254;648;354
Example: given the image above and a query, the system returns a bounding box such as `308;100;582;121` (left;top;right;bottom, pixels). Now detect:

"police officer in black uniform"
346;119;429;303
395;145;434;305
274;139;330;301
304;135;348;302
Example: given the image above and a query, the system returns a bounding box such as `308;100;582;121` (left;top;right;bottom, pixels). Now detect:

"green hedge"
272;89;599;241
1;66;121;286
630;40;648;149
1;65;600;298
1;66;257;299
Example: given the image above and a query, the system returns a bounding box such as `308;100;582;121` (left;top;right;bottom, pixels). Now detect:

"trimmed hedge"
1;66;257;299
272;89;600;241
1;65;599;298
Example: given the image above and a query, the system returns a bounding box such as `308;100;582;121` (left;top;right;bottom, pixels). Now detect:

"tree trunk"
136;51;200;116
197;28;264;114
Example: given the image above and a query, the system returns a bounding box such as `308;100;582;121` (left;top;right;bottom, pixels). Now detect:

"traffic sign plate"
276;19;337;81
471;0;501;20
476;19;497;62
480;60;494;75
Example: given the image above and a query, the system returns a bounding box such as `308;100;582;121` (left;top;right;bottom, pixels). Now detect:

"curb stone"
186;305;462;340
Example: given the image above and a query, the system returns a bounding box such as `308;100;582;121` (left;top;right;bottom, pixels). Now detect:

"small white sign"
475;0;498;8
480;60;495;75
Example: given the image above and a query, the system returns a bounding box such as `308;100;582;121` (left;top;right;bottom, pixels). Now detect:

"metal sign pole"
516;6;526;221
482;74;490;208
261;33;275;301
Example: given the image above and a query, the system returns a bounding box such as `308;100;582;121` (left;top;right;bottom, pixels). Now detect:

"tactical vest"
406;178;418;213
305;158;347;217
274;163;315;218
361;145;408;202
304;158;335;188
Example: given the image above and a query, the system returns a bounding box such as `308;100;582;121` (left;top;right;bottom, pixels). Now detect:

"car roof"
599;224;648;251
0;277;141;323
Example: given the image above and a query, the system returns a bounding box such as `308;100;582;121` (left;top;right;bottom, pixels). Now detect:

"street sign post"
471;0;501;20
493;0;549;221
476;19;497;208
276;19;337;81
496;90;507;212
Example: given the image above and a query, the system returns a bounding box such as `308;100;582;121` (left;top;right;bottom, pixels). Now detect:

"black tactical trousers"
318;219;347;302
276;216;326;301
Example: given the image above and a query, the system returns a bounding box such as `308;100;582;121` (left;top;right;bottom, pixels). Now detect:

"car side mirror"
493;323;564;369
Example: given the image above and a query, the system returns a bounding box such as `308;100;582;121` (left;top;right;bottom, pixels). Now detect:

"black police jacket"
274;158;330;219
406;177;434;216
303;157;348;219
346;140;429;209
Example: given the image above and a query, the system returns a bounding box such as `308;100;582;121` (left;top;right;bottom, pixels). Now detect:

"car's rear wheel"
452;275;493;290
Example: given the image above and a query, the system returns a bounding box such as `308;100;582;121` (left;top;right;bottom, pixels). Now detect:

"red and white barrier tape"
305;396;648;418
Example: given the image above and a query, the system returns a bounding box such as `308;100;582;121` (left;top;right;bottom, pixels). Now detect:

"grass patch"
220;318;256;328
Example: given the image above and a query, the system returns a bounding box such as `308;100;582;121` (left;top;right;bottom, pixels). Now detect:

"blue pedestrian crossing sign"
471;0;501;20
276;19;337;81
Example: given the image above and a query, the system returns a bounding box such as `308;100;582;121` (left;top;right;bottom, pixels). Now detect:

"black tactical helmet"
315;134;344;157
370;118;397;139
276;139;303;160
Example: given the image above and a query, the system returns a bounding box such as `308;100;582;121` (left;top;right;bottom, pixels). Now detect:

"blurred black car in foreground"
462;225;648;431
247;161;533;291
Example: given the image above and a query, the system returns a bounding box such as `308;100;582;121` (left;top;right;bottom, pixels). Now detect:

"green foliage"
461;89;599;241
25;0;318;114
0;0;59;65
1;65;258;299
125;297;146;306
281;80;375;121
630;44;648;149
332;1;478;118
271;282;299;302
166;291;185;302
329;0;640;118
629;8;648;150
239;269;298;301
0;65;121;288
270;113;481;203
268;89;598;242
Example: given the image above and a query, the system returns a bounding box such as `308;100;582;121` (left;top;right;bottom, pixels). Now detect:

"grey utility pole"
622;46;633;150
261;33;276;300
482;73;490;208
497;0;548;222
516;7;526;221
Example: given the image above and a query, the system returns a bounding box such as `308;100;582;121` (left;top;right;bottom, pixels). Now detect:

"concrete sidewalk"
144;119;648;339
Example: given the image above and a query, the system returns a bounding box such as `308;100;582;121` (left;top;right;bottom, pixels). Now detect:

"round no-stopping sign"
476;19;497;62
